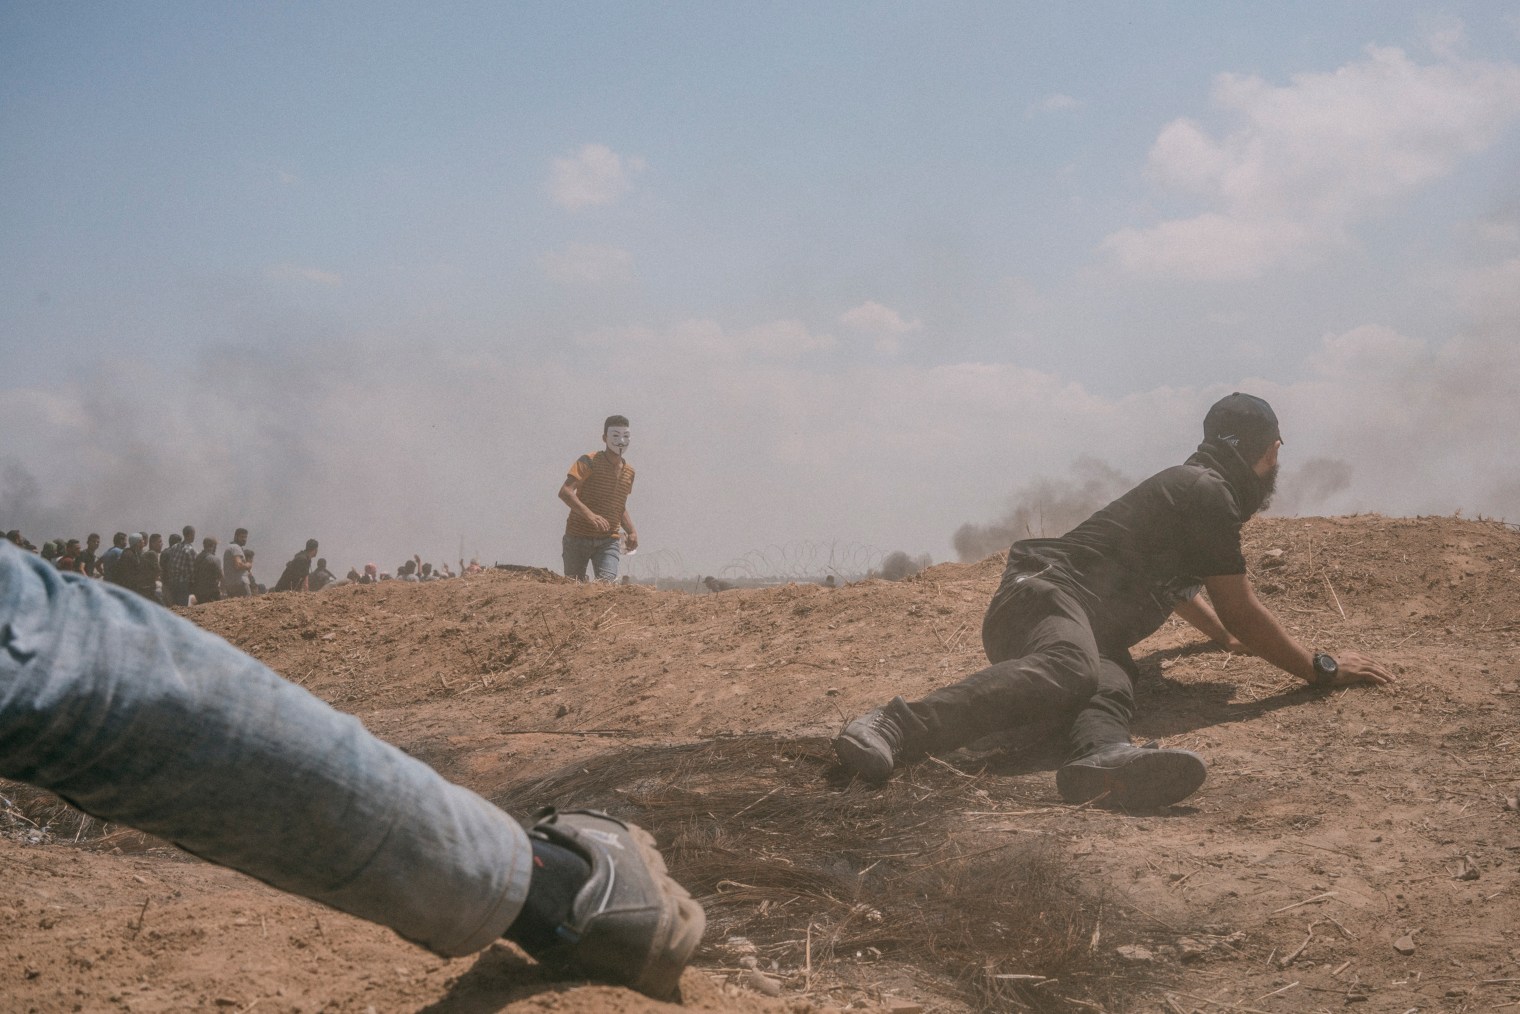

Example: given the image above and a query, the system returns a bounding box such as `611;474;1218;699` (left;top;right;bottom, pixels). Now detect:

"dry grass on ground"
4;514;1520;1013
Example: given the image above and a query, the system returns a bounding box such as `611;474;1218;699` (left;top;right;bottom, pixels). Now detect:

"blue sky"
4;3;1519;577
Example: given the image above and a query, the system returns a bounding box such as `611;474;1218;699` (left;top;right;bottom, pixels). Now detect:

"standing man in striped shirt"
557;415;638;582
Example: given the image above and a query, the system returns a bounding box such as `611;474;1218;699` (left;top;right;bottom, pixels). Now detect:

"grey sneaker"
835;696;918;781
1056;743;1206;809
527;809;706;998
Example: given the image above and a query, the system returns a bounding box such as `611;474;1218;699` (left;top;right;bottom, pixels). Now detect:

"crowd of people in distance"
3;525;482;608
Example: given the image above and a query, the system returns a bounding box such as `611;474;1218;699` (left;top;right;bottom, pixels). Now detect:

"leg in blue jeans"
590;539;621;582
562;536;621;582
0;543;532;957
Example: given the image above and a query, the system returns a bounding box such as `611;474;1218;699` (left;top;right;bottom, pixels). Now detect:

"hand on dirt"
1332;650;1396;687
1219;636;1251;655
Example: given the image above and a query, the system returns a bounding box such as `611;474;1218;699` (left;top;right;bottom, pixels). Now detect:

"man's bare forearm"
1205;575;1314;681
558;481;609;530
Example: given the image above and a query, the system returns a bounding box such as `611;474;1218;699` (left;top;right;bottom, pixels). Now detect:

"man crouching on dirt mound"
836;393;1396;808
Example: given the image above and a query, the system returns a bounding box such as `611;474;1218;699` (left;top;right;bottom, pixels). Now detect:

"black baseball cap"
1203;392;1282;459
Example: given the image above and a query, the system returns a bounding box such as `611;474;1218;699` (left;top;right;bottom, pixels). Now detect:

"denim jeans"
561;535;621;582
0;542;531;957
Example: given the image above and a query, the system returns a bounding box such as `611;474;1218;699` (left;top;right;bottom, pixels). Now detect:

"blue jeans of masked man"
561;535;621;582
0;542;531;956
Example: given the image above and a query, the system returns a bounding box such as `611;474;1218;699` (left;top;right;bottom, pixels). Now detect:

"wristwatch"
1311;652;1339;686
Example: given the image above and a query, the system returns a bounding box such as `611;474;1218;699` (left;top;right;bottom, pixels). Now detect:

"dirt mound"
5;515;1520;1012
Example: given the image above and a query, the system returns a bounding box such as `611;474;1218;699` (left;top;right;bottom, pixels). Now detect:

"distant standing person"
193;537;223;604
78;533;101;578
138;533;164;603
100;532;128;583
111;533;144;593
162;526;197;607
223;528;252;598
558;414;638;582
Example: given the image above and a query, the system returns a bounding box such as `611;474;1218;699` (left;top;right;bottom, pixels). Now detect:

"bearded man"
835;393;1395;807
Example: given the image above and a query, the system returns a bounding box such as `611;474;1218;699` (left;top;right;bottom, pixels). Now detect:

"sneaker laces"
867;700;914;752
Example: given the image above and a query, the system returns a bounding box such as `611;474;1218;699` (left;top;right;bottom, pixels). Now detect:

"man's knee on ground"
1032;640;1102;698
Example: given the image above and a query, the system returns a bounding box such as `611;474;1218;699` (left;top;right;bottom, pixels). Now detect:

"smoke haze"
953;458;1133;562
5;317;1520;577
1271;458;1354;517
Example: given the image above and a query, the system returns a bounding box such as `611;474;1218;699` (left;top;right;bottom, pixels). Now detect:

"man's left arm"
621;509;637;552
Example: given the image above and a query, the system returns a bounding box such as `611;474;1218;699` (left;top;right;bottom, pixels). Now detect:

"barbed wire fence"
622;540;929;591
620;547;690;587
716;541;887;584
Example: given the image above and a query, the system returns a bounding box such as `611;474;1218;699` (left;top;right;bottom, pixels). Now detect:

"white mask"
605;426;631;455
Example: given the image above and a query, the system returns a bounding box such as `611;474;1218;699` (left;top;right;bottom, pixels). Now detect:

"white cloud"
266;264;342;286
1306;323;1426;376
840;301;920;335
547;143;647;211
541;243;634;284
1104;215;1314;281
1104;45;1520;279
839;301;921;355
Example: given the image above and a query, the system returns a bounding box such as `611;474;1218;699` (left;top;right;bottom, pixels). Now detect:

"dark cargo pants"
904;564;1136;761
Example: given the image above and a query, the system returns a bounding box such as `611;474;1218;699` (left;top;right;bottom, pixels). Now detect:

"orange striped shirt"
565;451;635;537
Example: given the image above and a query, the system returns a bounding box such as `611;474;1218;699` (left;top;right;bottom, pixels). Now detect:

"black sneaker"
835;696;918;781
1056;743;1206;809
526;809;706;998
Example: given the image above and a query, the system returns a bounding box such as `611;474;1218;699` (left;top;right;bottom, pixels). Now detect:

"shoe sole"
834;733;893;782
621;822;707;998
1056;749;1206;809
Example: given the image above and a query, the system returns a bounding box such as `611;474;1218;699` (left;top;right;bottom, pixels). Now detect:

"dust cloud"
1271;458;1354;516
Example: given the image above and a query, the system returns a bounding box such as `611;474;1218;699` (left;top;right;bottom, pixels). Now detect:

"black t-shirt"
110;547;142;589
193;551;223;601
1002;445;1256;653
274;553;313;592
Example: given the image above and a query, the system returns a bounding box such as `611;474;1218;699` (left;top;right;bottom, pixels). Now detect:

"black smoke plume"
877;550;933;581
952;457;1131;563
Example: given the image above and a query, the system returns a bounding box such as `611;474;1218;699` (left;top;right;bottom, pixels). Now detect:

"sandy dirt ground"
4;515;1519;1013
